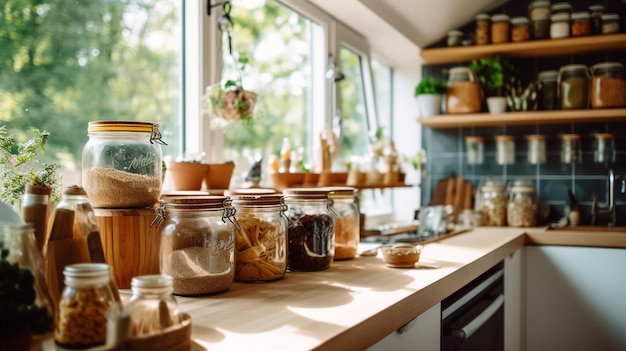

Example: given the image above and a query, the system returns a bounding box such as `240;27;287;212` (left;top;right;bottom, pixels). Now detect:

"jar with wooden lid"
491;14;510;43
559;64;589;110
324;186;359;260
82;121;166;209
495;135;515;165
480;179;507;226
511;17;530;42
591;62;626;108
560;134;582;164
589;4;604;34
228;191;288;282
153;195;236;295
594;133;616;164
127;274;181;338
465;136;485;165
537;70;559;110
445;67;482;114
475;13;490;45
601;13;621;34
526;134;547;165
507;181;537;227
571;12;591;36
551;13;571;38
282;187;335;271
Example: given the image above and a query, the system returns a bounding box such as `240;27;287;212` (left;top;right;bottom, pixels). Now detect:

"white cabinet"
367;303;441;351
525;246;626;351
504;247;524;351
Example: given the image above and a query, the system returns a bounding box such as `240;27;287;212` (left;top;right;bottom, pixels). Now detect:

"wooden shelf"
417;108;626;128
419;34;626;64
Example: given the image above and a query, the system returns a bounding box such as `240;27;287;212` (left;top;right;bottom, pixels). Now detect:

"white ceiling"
306;0;508;68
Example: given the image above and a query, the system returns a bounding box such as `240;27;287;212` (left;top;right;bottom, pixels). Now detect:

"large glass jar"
480;180;507;226
54;263;121;349
82;121;166;209
228;191;288;282
475;13;490;45
590;62;626;108
559;64;590;110
446;67;482;114
127;275;181;338
507;182;537;227
283;188;335;271
154;195;236;295
324;186;360;260
537;70;559;110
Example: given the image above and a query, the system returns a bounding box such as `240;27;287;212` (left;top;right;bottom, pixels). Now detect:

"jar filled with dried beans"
324;186;360;260
590;62;626;108
507;180;537;227
480;179;507;226
446;67;482;114
511;17;530;42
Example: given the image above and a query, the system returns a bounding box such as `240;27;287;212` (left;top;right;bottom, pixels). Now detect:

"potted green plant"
469;56;516;114
415;77;447;117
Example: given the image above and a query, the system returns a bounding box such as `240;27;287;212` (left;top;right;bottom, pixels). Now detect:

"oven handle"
451;294;504;341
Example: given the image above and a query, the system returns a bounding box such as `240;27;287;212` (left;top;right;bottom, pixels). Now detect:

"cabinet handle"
451;294;504;341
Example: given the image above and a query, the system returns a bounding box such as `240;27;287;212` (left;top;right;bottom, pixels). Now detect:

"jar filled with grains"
571;12;591;37
560;134;582;164
590;62;626;108
154;195;236;296
283;188;335;271
82;121;166;209
511;17;530;42
551;13;571;39
491;14;510;43
589;4;605;34
594;133;616;164
475;13;490;45
559;64;590;110
324;187;360;260
466;136;485;165
480;179;507;226
529;0;551;39
537;70;559;110
601;13;621;34
446;67;482;114
526;134;547;165
495;135;515;165
507;181;537;227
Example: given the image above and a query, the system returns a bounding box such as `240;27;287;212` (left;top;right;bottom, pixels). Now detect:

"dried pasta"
235;213;286;281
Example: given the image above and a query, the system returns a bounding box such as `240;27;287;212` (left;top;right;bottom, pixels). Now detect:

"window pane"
0;0;182;185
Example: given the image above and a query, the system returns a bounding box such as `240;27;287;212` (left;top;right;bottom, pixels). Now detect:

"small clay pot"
167;162;209;191
204;162;235;190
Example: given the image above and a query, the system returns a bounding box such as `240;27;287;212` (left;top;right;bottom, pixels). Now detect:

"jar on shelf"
54;263;121;349
589;4;605;35
526;134;547;165
475;13;490;45
447;30;463;47
465;136;485;165
324;186;359;260
445;67;482;114
82;121;166;209
228;191;288;282
529;0;551;39
480;179;507;226
594;133;616;164
511;17;530;42
571;12;591;37
560;134;582;164
551;2;573;15
551;13;571;39
601;13;621;34
559;64;590;110
495;135;515;165
154;195;236;296
537;70;559;110
590;62;626;108
491;14;510;43
127;275;181;338
507;181;537;227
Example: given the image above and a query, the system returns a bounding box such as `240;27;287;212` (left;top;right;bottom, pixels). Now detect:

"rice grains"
83;167;160;208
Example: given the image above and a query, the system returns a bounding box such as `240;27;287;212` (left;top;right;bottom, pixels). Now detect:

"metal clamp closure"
150;200;167;228
150;123;167;145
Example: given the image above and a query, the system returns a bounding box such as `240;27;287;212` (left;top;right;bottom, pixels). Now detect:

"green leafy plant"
469;56;517;97
0;125;62;206
415;77;447;96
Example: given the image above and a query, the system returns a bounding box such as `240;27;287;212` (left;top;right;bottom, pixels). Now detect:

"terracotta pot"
303;172;320;186
167;162;209;191
204;162;235;190
269;172;306;191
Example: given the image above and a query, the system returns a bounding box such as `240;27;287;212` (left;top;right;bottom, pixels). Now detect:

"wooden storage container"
94;207;161;289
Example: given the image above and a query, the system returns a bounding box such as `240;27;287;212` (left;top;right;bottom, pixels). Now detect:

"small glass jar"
82;121;166;209
283;188;335;271
466;136;485;165
228;191;288;282
559;64;590;110
537;70;559;110
590;62;626;108
495;135;515;165
560;134;582;164
601;13;621;34
589;4;605;35
491;14;510;43
154;195;236;295
526;134;547;165
446;67;482;114
529;0;551;39
551;2;573;15
507;183;537;227
127;275;181;338
480;180;507;226
594;133;616;164
511;17;530;42
447;30;463;47
571;12;591;37
529;1;551;20
551;13;571;39
55;263;121;349
325;186;359;260
475;13;490;45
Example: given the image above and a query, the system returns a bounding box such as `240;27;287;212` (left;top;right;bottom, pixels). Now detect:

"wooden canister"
94;207;161;289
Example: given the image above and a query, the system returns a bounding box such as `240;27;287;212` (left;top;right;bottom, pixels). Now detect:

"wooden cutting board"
429;173;475;222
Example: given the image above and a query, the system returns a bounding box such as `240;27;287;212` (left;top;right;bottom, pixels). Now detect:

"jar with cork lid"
526;134;547;165
507;180;537;227
495;135;515;165
560;134;582;164
479;179;507;226
594;133;616;164
465;136;485;165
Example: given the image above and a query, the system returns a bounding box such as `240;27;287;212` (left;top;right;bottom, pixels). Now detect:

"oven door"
441;265;504;351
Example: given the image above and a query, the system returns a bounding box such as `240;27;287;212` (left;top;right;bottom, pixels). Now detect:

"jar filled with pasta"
283;187;335;271
153;195;236;296
324;186;360;260
446;67;482;114
127;275;181;338
507;181;537;227
228;190;288;282
480;179;507;226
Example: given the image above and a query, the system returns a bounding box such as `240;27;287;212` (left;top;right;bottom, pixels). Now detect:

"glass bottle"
228;191;288;282
82;121;166;209
590;62;626;109
282;187;335;271
560;134;582;164
589;4;605;35
446;67;482;114
537;70;559;110
559;64;590;110
55;263;120;349
495;135;515;165
507;181;537;227
490;14;510;44
594;133;616;164
550;13;571;39
154;195;236;295
571;12;591;37
526;134;547;165
475;13;490;45
324;186;360;260
465;136;485;165
511;17;530;42
480;179;507;226
127;274;181;338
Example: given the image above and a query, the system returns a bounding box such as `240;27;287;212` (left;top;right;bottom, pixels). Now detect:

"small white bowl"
381;243;422;268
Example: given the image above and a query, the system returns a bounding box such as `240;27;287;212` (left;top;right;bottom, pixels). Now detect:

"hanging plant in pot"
415;77;446;117
469;56;517;114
